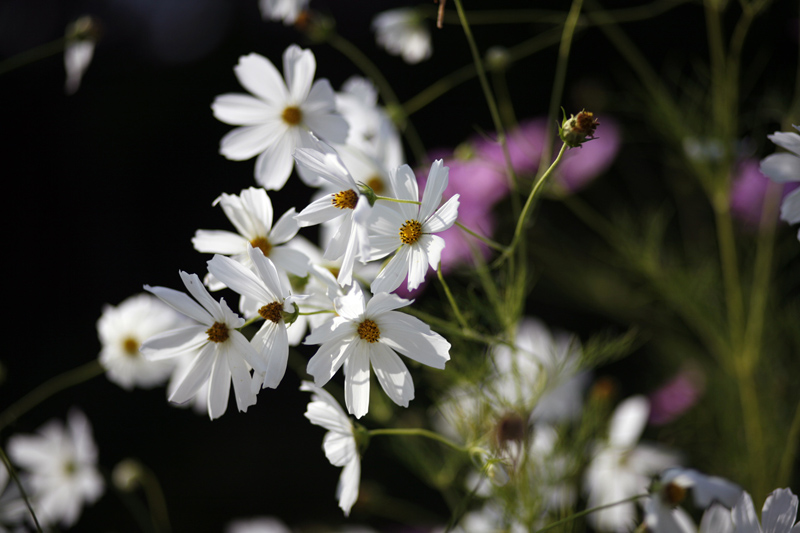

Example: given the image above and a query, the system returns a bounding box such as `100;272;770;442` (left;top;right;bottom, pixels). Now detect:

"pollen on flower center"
357;319;381;343
399;220;423;244
206;322;229;343
366;175;384;194
122;337;139;357
258;302;284;323
63;460;77;475
332;189;358;209
282;105;303;125
663;482;688;506
250;236;272;256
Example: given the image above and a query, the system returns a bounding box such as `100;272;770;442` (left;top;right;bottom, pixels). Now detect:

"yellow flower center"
206;322;229;343
399;220;423;245
258;302;284;323
282;106;303;125
250;236;272;257
357;319;380;343
366;175;384;195
122;337;139;357
332;189;358;209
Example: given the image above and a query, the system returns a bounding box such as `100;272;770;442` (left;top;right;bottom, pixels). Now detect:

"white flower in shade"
212;45;348;190
372;8;432;64
97;293;185;390
7;410;103;528
368;160;459;294
226;516;291;533
64;16;98;95
760;126;800;240
141;271;268;419
258;0;309;25
192;187;310;300
207;249;298;390
294;142;373;287
732;488;800;533
584;396;680;532
304;283;450;418
301;381;361;516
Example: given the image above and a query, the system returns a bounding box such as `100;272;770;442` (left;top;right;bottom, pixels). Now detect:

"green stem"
0;36;68;76
455;221;507;252
368;428;469;453
298;310;335;316
778;400;800;487
0;446;43;532
401;306;510;347
533;494;648;533
713;203;745;347
374;195;421;205
438;268;469;331
0;360;104;435
139;464;172;533
325;32;428;164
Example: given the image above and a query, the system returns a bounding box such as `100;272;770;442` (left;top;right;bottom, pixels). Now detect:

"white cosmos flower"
760;125;800;240
258;0;309;25
97;293;185;390
304;283;450;418
584;396;681;532
141;271;267;420
372;8;432;64
301;381;361;516
207;249;298;390
212;45;348;190
192;187;310;305
64;16;97;95
7;409;103;528
294;142;373;287
368;160;459;294
732;488;800;533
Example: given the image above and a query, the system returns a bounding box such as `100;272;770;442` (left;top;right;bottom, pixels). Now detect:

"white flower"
141;271;267;419
584;396;680;532
372;8;432;64
258;0;309;25
207;249;297;389
226;516;291;533
732;488;800;533
760;125;800;240
7;409;103;528
304;283;450;418
97;293;185;390
294;142;373;287
192;187;310;304
301;381;361;516
368;160;460;293
212;46;348;190
64;16;97;95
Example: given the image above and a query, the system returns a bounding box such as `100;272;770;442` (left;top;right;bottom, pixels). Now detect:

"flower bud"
559;109;599;148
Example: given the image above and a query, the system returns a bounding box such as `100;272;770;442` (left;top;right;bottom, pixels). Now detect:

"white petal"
283;44;315;103
179;271;223;320
365;291;412;315
371;247;409;294
334;284;366;320
295;195;344;227
207;254;272;303
371;342;414;407
424;194;460;233
168;344;215;404
308;337;353;386
303;78;337;114
781;188;800;224
344;341;371;418
419;160;449;222
323;430;356;466
421;234;446;273
248;248;285;297
338;457;361;516
145;284;211;325
220;122;285;161
212;93;277;126
389;165;421;219
768;131;800;157
233;52;289;105
269;246;311;277
140;326;207;360
405;243;429;291
256;321;290;389
761;153;800;183
294;144;356;189
207;348;232;419
270;207;300;243
732;492;762;533
762;489;798;533
229;329;268;373
228;352;257;412
609;395;650;448
238;186;274;234
304;316;352;345
699;503;734;533
254;128;297;190
192;230;248;255
379;311;450;369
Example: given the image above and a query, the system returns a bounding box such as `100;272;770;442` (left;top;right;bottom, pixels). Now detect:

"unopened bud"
559;109;599;148
112;458;144;492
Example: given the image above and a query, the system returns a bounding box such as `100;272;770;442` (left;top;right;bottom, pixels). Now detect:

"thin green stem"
778;400;800;487
401;306;510;347
713;204;745;346
0;360;104;435
455;221;507;252
368;428;469;453
0;36;68;76
0;446;43;532
533;494;648;533
139;464;172;533
438;268;469;330
735;363;767;499
298;310;335;316
325;32;428;164
375;195;421;205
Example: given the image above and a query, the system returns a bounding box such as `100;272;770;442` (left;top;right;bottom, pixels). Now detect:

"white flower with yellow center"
141;271;268;420
301;381;361;516
212;45;348;190
96;293;185;390
368;160;459;294
304;283;450;418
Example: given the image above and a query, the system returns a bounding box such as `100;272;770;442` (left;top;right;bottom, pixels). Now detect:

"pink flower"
648;366;705;425
730;159;800;229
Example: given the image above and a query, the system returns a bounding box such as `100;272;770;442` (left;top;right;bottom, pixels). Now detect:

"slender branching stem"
367;428;470;453
0;446;42;532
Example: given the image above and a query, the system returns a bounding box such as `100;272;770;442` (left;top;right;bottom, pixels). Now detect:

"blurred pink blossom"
648;366;705;425
730;159;800;228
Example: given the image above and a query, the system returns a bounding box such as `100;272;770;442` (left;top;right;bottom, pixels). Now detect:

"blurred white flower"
141;271;267;419
732;488;800;533
301;382;360;516
226;516;291;533
760;125;800;241
372;8;432;64
97;293;184;390
304;283;450;418
64;15;98;95
212;46;348;190
584;396;680;532
7;410;103;528
258;0;309;25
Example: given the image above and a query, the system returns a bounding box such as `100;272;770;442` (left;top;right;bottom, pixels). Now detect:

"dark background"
1;0;798;531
